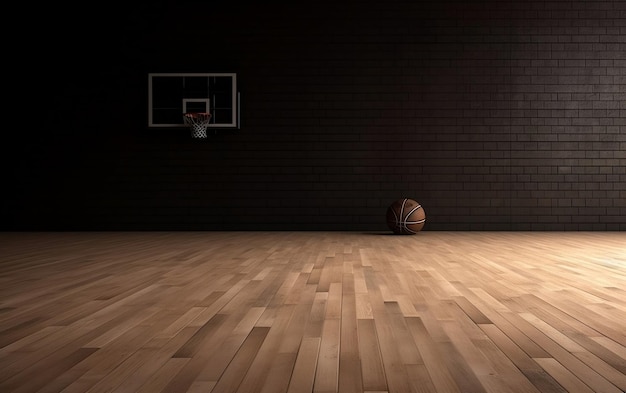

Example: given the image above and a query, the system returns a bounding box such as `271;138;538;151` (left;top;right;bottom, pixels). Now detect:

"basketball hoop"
183;112;212;138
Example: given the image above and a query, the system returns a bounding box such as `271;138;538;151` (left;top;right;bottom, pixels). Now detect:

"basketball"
386;198;426;235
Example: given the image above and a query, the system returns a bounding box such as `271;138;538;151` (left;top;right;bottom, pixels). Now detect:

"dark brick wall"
5;0;625;231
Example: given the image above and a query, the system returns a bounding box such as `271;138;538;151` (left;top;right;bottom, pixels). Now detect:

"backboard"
148;73;239;128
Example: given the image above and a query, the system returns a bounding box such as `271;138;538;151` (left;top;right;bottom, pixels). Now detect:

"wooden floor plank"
259;352;299;393
209;326;270;393
135;358;190;393
364;268;415;393
533;358;596;393
478;324;569;393
107;329;200;393
258;302;316;393
405;316;462;393
236;303;296;392
287;337;321;393
192;307;266;383
314;318;341;393
0;231;624;393
503;312;623;393
2;347;98;393
357;319;388;392
338;273;364;393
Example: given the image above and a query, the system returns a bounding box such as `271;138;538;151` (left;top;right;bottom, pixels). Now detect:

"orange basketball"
386;198;426;235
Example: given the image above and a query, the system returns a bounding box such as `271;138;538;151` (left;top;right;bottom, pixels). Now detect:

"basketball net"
183;112;212;138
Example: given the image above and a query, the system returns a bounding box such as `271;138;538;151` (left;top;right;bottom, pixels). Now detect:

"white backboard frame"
148;73;238;128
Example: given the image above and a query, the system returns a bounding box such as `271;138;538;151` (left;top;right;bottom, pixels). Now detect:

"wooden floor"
0;231;625;393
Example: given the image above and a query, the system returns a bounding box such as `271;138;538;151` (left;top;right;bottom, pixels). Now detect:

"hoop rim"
184;112;211;138
184;112;211;118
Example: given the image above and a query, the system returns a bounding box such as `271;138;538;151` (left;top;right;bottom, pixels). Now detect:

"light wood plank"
405;317;462;393
338;274;363;393
209;326;270;393
236;303;296;392
357;319;388;392
533;358;596;393
314;319;341;393
478;324;569;393
287;337;321;393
